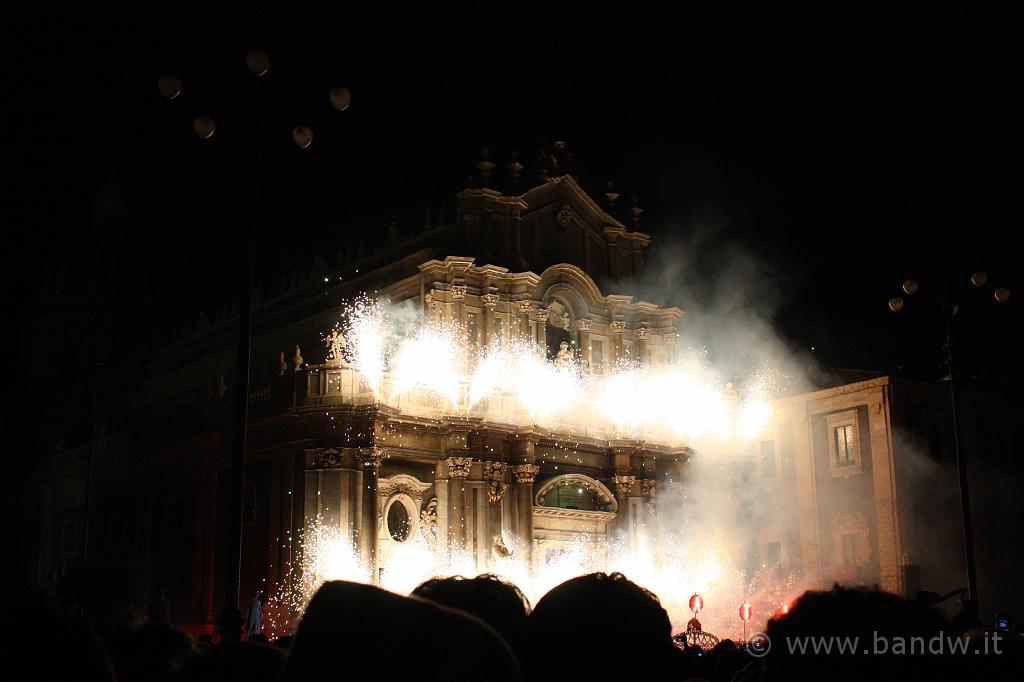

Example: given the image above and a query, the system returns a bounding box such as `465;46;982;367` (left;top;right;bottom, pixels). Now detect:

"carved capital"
450;284;467;300
446;456;473;479
574;319;592;332
511;463;540;485
612;474;636;496
483;462;508;503
635;327;650;340
359;448;384;469
536;309;549;323
663;332;678;345
481;293;500;309
610;320;626;334
518;299;533;313
639;479;657;498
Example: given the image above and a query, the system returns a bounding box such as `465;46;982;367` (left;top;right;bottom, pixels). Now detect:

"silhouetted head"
412;574;530;656
763;586;951;681
177;641;285;682
525;572;676;681
109;620;195;682
280;581;521;682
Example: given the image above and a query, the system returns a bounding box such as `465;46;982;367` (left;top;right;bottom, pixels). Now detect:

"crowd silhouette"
3;572;1021;681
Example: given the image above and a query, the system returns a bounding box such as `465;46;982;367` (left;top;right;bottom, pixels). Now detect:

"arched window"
535;474;616;513
386;500;411;542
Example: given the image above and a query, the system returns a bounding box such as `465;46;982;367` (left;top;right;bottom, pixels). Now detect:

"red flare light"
689;593;704;614
739;602;752;622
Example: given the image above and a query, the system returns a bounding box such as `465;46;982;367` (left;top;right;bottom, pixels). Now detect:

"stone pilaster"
517;300;532;342
635;327;650;365
511;463;540;564
446;456;472;550
535;308;549;357
575;319;592;368
610;320;626;362
482;293;499;348
611;473;636;543
357;448;384;579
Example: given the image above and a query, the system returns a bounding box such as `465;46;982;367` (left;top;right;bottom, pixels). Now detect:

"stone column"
639;479;657;536
482;293;499;348
484;461;508;562
610;320;626;362
451;283;467;326
663;331;678;365
434;460;450;550
517;300;532;342
357;448;383;580
635;327;650;366
535;308;549;358
575;319;592;367
511;463;540;565
611;474;636;544
446;456;472;550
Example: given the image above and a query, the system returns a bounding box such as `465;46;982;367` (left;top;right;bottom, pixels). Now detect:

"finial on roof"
507;150;524;193
631;195;644;227
605;181;620;210
477;146;496;186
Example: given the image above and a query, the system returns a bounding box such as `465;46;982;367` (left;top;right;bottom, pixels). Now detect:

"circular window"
387;501;411;542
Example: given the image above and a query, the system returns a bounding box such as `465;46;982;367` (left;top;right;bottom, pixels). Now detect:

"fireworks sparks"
338;300;772;442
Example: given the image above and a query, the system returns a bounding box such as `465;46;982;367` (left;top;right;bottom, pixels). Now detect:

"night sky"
9;5;1019;399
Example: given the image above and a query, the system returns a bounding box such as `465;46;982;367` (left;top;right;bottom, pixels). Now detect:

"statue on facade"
324;329;347;365
492;534;514;561
554;341;574;369
292;345;304;371
246;590;263;639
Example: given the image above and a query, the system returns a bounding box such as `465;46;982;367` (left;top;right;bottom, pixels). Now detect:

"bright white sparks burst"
339;300;772;441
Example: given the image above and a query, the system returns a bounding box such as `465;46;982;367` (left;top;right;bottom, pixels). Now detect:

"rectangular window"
591;339;604;373
760;440;777;478
834;425;856;467
842;533;859;565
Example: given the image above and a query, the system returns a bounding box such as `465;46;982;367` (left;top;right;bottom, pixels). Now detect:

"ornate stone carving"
612;474;636;497
557;204;573;231
446;456;473;479
574;319;591;332
378;481;425;499
424;290;438;311
483;462;508;504
639;479;657;498
663;332;678;346
518;299;533;313
450;284;467;300
511;463;540;485
492;534;513;560
536;309;549;323
359;448;384;469
635;327;650;341
610;320;626;334
319;449;342;469
419;498;438;542
292;345;304;371
481;293;500;309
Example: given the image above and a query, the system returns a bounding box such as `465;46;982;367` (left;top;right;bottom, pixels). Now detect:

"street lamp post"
159;53;349;642
889;264;1010;625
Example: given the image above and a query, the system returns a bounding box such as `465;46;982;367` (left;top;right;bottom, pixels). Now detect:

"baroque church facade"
13;164;1022;635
